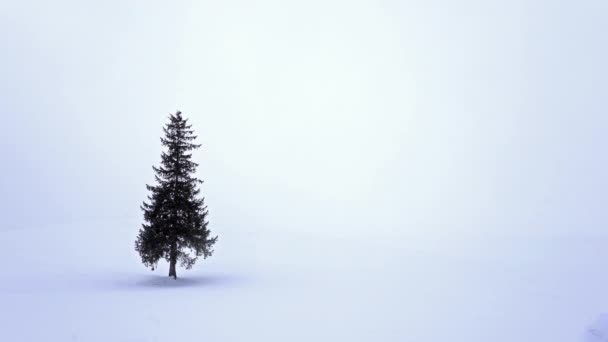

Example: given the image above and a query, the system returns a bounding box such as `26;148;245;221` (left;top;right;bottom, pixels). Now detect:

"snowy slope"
0;219;606;341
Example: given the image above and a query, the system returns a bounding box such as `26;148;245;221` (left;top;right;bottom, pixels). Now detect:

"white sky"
1;0;607;237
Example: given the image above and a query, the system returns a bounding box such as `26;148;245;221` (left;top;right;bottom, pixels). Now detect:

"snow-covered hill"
1;219;605;341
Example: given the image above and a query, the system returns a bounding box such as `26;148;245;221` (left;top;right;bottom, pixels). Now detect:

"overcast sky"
1;0;607;237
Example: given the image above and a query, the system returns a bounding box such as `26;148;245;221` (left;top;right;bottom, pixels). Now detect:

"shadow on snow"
119;272;247;290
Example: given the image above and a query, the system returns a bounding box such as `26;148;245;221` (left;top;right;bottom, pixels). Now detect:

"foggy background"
1;0;607;239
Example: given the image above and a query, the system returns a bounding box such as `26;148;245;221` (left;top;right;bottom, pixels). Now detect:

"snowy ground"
1;219;607;341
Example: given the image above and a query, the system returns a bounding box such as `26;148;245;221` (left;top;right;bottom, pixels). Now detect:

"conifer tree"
135;111;217;279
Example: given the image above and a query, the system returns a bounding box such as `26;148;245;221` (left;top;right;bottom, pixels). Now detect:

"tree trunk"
168;259;177;279
169;241;177;279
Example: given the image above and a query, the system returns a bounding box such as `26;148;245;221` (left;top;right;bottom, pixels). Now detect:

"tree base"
168;261;177;279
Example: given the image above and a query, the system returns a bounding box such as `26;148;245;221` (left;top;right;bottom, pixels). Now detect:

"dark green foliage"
135;111;217;278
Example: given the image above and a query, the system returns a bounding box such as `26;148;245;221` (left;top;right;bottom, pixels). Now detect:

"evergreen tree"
135;111;217;279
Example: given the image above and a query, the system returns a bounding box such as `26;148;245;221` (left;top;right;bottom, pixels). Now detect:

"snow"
0;219;605;341
1;0;607;340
